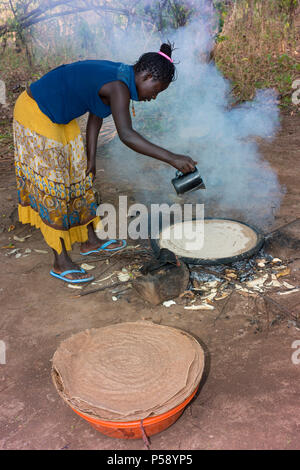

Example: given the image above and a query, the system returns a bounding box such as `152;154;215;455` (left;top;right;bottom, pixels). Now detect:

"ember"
182;248;298;310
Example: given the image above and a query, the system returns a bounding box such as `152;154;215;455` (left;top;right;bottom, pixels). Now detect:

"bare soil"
0;111;300;450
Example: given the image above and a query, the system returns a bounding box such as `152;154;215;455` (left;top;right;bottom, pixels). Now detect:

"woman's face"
135;72;169;102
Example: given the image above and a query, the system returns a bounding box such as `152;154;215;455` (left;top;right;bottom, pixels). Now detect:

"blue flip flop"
50;268;94;284
80;239;127;255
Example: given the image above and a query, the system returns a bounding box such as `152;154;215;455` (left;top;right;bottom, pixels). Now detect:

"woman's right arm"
106;81;197;173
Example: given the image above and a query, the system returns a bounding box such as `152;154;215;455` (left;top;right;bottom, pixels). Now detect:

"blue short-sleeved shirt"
30;60;139;124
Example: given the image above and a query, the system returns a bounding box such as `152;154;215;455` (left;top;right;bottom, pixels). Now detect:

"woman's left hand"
86;163;96;181
86;113;103;183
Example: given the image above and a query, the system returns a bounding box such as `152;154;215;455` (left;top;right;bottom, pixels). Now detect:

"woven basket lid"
52;321;204;421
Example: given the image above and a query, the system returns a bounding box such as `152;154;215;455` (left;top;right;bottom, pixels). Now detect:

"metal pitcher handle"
175;166;198;178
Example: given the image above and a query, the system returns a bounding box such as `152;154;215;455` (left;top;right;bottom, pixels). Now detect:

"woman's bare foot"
80;223;125;253
52;239;91;281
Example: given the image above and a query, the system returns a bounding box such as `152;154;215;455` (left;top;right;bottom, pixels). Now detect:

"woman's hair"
133;42;176;84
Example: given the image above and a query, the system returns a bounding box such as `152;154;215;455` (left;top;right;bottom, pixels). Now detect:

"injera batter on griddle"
159;219;259;259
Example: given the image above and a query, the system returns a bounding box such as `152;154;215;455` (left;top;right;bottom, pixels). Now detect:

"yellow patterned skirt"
13;91;100;254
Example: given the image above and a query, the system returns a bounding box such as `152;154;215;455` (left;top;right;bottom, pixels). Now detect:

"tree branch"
0;1;135;36
22;5;132;29
17;0;75;24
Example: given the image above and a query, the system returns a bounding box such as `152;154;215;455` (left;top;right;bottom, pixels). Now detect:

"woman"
13;43;197;283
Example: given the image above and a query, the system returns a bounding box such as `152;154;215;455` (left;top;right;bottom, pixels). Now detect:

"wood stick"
263;296;270;336
213;290;234;326
74;281;128;297
264;218;300;239
260;294;298;321
73;248;152;264
92;259;120;279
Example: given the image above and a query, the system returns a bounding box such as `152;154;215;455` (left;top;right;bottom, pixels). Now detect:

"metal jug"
172;167;206;195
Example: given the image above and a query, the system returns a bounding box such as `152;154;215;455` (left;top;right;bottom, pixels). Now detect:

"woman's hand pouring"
170;154;198;174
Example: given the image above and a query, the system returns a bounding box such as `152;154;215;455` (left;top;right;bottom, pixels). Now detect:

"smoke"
93;2;283;231
34;1;284;230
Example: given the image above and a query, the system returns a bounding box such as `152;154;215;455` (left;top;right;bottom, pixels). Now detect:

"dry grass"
0;47;62;170
214;0;300;107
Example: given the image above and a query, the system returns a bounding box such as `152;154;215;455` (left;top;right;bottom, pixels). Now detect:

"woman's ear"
142;72;153;81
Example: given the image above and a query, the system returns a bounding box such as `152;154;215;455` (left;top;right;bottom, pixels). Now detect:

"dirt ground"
0;111;300;451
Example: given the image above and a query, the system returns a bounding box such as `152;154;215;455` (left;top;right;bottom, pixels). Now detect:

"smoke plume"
95;2;283;231
34;1;283;231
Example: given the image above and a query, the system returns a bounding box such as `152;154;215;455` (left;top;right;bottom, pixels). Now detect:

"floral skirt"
13;91;100;254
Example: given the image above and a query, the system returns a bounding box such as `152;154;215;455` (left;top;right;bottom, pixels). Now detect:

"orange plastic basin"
71;386;198;439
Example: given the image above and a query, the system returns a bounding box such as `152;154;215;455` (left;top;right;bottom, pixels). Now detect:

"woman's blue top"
30;60;139;124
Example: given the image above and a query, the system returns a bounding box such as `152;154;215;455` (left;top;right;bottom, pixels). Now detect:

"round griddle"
150;217;264;265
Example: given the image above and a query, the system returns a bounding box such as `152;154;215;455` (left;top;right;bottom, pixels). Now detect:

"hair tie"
157;51;173;63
